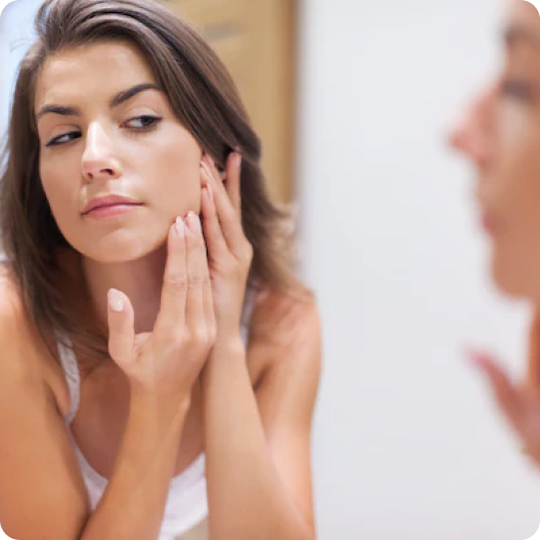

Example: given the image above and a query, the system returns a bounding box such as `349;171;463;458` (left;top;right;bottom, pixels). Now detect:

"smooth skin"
198;153;319;538
0;38;321;539
449;0;540;466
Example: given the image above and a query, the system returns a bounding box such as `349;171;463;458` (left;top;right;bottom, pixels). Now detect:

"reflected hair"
0;0;308;375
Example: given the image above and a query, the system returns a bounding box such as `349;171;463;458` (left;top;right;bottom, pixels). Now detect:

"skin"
449;0;540;465
34;38;321;536
35;40;204;336
450;0;540;299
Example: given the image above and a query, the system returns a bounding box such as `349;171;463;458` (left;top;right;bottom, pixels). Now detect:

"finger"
201;166;229;261
204;154;222;184
206;153;242;216
201;160;246;256
184;211;210;333
107;288;135;366
224;152;242;216
202;248;215;342
155;217;188;339
469;351;525;425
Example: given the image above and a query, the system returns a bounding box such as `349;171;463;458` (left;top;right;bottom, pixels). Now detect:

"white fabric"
56;287;258;539
57;334;209;538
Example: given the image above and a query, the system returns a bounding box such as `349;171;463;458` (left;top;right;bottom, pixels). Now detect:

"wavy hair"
0;0;306;375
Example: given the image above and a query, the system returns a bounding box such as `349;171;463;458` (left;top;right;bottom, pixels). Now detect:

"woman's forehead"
34;42;157;112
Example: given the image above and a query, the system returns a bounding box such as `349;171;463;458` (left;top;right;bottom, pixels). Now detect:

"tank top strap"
54;329;81;425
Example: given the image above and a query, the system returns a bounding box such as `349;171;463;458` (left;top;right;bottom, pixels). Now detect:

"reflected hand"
468;350;540;466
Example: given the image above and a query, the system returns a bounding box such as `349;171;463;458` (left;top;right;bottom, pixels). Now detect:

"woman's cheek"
158;129;204;211
39;172;77;229
156;163;202;215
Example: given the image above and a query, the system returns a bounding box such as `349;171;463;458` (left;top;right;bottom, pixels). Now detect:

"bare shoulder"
249;286;321;346
0;264;70;418
250;285;321;463
0;264;90;539
247;286;322;383
0;265;36;372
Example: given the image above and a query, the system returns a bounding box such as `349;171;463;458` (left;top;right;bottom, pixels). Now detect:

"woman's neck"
77;244;168;336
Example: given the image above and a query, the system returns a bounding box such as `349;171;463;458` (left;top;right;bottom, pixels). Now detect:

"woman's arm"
201;293;322;540
0;290;190;540
80;391;190;540
196;151;321;539
0;212;209;540
0;324;90;539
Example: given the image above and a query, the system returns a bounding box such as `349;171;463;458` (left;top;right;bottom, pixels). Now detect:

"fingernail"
208;155;215;168
174;216;184;237
108;288;124;312
187;211;202;233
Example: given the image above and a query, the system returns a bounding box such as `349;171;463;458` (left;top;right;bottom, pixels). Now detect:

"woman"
449;0;540;468
0;0;322;539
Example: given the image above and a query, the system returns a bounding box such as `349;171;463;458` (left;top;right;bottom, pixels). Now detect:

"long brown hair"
0;0;306;375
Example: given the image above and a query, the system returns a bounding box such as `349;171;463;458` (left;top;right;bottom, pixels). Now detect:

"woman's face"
449;0;540;300
34;40;203;263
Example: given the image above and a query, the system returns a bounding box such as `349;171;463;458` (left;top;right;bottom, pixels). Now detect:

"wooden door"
157;0;297;204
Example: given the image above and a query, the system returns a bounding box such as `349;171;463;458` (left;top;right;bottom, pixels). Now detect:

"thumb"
107;288;135;367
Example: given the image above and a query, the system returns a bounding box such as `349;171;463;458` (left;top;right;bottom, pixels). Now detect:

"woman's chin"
490;257;531;300
76;237;168;264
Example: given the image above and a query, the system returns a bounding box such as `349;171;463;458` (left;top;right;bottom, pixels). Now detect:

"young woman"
449;0;540;470
0;0;322;539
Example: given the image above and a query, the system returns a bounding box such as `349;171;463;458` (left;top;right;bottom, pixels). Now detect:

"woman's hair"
0;0;307;375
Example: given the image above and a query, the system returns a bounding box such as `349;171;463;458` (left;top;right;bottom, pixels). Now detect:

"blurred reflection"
449;0;540;467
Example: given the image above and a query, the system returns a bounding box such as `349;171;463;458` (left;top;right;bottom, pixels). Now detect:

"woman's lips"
84;203;143;219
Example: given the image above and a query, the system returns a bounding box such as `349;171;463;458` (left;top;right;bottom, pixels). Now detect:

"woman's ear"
201;150;227;182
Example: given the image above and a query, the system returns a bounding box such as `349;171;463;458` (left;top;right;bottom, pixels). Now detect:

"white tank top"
56;288;258;540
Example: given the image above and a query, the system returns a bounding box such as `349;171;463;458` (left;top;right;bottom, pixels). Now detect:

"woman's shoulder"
248;284;318;343
0;264;32;350
246;284;319;382
0;263;70;418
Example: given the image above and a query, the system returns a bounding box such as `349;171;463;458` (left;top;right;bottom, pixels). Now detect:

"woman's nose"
448;111;473;155
447;91;494;168
448;120;487;168
81;123;123;182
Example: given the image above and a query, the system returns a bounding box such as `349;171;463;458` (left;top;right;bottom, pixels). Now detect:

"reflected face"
449;0;540;299
34;40;202;262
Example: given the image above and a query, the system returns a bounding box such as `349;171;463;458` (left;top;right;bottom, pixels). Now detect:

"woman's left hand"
199;151;253;344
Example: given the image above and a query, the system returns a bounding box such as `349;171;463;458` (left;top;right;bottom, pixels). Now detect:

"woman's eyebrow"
35;82;163;122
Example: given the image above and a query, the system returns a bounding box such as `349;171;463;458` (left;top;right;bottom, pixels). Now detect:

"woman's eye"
44;115;162;148
500;79;536;101
125;115;162;130
45;131;81;148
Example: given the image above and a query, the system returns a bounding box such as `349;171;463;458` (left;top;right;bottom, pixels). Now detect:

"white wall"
0;0;41;144
297;0;540;539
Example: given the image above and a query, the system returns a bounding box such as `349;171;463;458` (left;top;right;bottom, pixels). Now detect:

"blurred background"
2;0;540;538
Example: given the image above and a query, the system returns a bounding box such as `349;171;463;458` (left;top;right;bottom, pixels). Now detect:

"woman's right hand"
469;350;540;467
105;211;216;407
